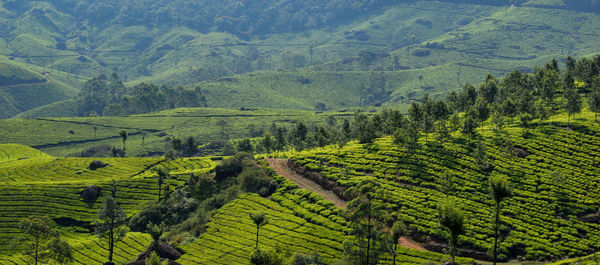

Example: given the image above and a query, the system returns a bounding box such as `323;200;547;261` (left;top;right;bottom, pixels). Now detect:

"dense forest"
77;73;206;116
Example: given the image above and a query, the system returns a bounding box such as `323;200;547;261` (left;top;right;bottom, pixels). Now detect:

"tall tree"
540;69;560;106
250;212;268;248
354;114;376;144
183;136;198;156
563;73;582;126
479;73;499;103
488;175;512;265
95;196;129;263
422;113;434;145
344;181;385;265
501;98;517;124
462;110;479;138
391;221;407;265
17;216;58;265
474;96;490;129
156;167;169;201
119;130;128;151
171;137;183;156
589;76;600;121
438;200;465;265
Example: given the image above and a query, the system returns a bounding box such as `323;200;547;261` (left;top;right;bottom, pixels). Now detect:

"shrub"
89;160;107;170
81;185;101;203
413;48;431;57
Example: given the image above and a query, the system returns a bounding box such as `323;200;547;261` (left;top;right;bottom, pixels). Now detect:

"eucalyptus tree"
438;200;465;265
250;212;268;248
488;175;512;265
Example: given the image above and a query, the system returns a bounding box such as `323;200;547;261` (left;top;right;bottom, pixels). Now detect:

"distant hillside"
0;55;81;118
2;0;600;117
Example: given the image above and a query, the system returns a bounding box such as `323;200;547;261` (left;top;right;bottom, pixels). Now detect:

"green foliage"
438;200;465;265
16;216;58;265
46;237;74;265
77;74;207;117
488;175;512;265
95;196;129;262
214;153;248;181
250;248;286;265
146;251;169;265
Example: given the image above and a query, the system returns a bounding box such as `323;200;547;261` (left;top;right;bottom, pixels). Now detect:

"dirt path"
398;237;426;250
267;158;347;209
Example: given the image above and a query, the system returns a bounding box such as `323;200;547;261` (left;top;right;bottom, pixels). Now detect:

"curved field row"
288;121;600;260
0;154;162;183
0;144;50;162
178;172;474;265
0;231;152;265
0;146;216;256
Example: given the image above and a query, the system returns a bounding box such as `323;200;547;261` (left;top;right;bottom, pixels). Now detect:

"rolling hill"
276;108;600;261
3;0;600;117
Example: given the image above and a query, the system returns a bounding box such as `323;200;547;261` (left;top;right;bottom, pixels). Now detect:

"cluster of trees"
77;73;206;117
246;175;512;265
231;55;600;156
334;175;511;265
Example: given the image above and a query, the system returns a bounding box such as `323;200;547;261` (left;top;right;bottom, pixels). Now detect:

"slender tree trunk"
493;201;500;265
393;243;398;265
35;240;39;265
366;209;372;265
255;225;259;248
451;235;457;265
109;216;114;262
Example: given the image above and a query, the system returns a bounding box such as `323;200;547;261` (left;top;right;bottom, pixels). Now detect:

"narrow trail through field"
266;158;347;209
267;158;427;250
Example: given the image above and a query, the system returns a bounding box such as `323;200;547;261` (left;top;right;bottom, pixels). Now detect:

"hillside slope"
3;1;600;117
280;109;600;261
0;55;81;118
0;144;215;255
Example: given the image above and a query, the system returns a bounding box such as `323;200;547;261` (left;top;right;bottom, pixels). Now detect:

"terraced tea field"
0;232;152;265
1;108;349;157
0;144;216;258
284;112;600;261
177;175;475;265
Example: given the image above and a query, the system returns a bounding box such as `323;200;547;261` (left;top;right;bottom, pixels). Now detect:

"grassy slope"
171;3;600;112
8;1;600;117
279;107;600;261
0;143;476;264
307;4;600;104
0;55;82;118
1;108;349;157
0;144;215;258
177;175;475;265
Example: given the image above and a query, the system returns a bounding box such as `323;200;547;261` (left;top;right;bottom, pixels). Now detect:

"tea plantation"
177;175;474;265
0;144;215;260
0;108;348;157
283;109;600;261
